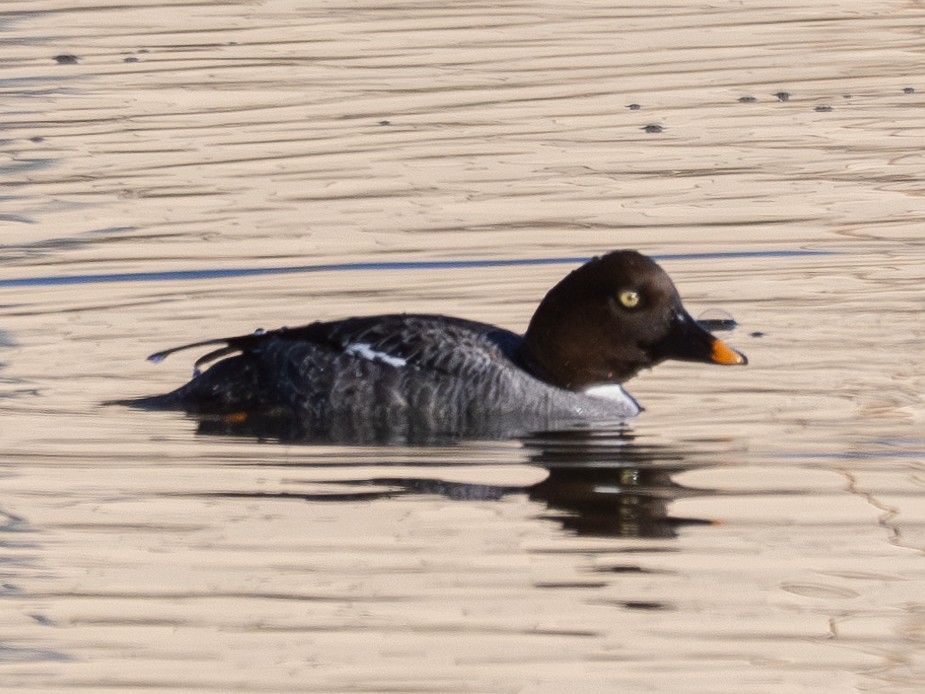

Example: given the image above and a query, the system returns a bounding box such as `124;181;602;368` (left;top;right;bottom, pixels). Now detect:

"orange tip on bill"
711;339;747;365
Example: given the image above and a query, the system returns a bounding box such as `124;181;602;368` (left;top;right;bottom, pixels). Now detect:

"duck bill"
656;311;747;366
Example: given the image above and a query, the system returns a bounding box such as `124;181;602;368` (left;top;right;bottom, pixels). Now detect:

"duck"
126;250;746;442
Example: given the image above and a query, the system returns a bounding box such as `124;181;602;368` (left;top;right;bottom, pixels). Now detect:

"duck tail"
107;352;261;413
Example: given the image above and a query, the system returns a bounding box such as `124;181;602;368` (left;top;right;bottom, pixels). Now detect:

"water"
2;1;924;692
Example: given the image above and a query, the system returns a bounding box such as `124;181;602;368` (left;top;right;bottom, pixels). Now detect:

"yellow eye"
618;289;641;309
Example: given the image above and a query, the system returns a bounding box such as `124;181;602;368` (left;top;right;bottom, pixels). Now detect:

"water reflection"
196;430;722;539
0;507;70;664
524;430;715;538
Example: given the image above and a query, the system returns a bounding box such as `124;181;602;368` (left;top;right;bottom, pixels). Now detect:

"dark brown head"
519;250;746;390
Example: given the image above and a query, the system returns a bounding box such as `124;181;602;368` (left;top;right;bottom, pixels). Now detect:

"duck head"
520;250;747;390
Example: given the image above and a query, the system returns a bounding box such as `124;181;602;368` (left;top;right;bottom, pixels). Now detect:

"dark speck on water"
627;103;641;110
774;91;790;102
124;56;140;63
54;54;79;64
642;124;663;133
814;105;833;112
619;601;669;611
378;120;391;126
738;96;757;103
750;331;766;338
903;87;915;94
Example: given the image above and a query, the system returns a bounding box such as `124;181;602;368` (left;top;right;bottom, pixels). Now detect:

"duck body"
129;251;746;443
140;314;641;442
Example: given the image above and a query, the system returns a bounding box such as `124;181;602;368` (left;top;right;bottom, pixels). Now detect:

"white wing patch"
344;342;407;368
582;383;641;415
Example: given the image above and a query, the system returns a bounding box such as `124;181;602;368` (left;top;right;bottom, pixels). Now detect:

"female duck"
129;250;746;441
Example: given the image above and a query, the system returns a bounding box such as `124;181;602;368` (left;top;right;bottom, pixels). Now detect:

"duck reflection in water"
200;429;722;539
521;430;717;538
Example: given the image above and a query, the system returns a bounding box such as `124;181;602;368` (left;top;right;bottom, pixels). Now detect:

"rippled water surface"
2;1;924;692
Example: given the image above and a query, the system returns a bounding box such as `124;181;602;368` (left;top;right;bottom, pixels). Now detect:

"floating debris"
627;103;641;110
773;91;790;102
53;54;79;65
903;87;915;94
814;105;833;112
738;96;757;103
642;123;664;133
696;308;737;332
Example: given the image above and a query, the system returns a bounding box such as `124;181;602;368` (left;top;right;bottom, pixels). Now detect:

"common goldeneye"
127;250;746;442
